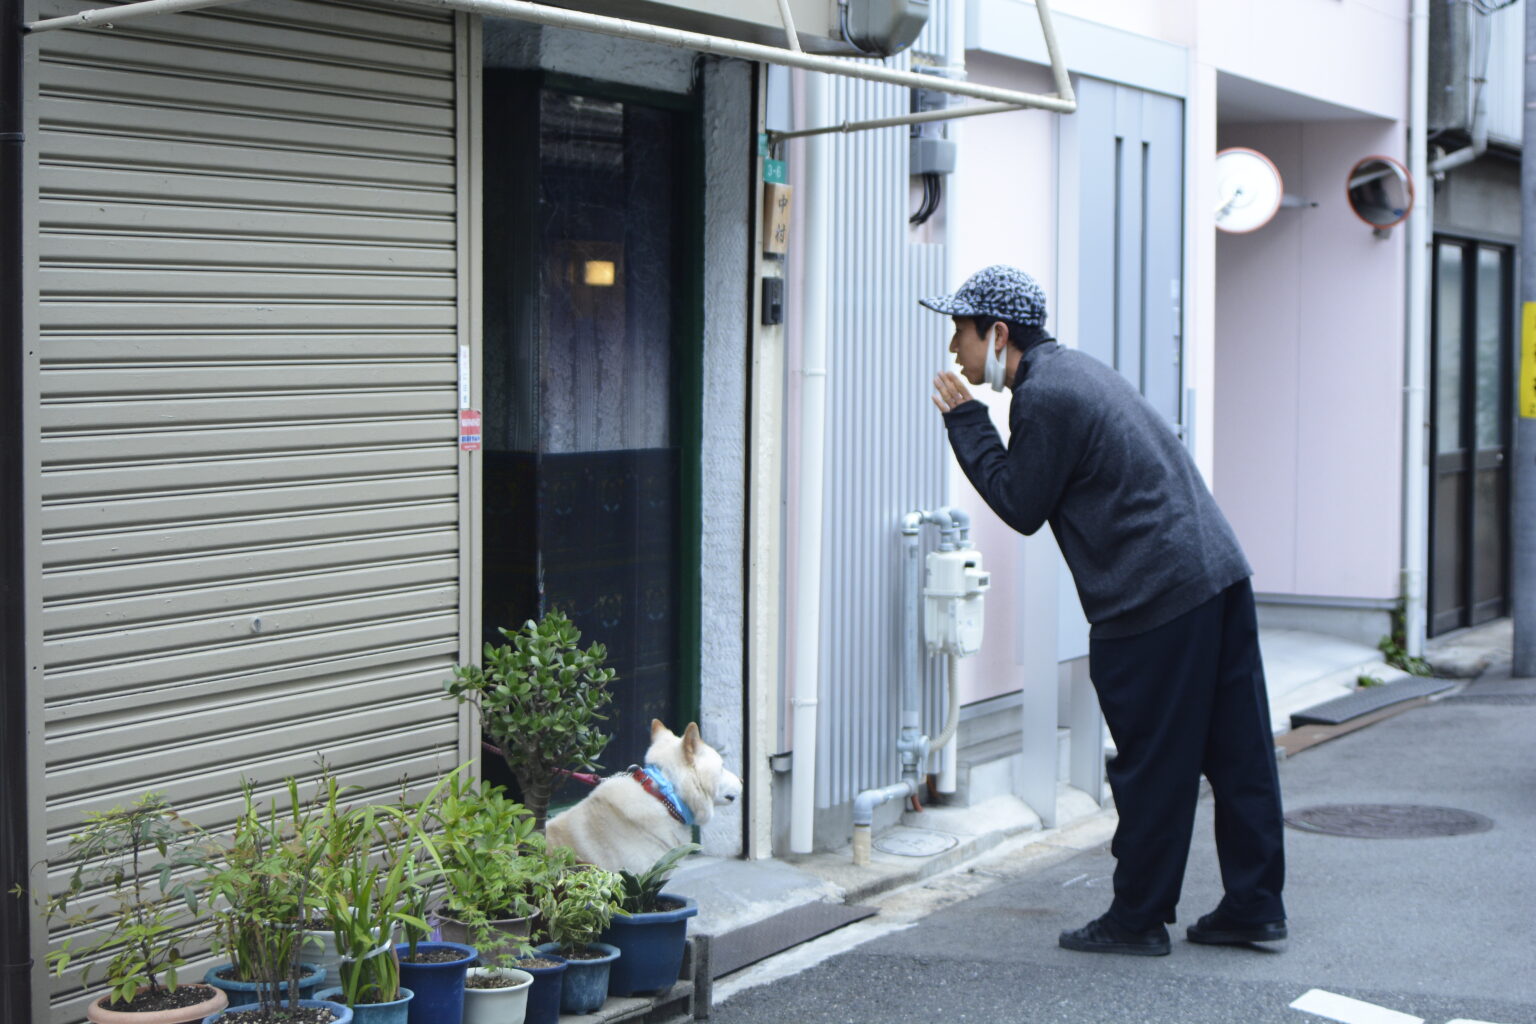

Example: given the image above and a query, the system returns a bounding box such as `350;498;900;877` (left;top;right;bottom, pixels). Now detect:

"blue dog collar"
633;764;695;827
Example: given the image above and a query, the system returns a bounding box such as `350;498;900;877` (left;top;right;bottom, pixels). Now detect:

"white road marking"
1290;989;1424;1024
1444;1019;1515;1023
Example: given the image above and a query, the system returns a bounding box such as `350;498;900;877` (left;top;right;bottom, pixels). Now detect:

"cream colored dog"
545;719;742;874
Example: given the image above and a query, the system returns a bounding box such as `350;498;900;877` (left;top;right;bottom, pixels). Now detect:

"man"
922;265;1286;957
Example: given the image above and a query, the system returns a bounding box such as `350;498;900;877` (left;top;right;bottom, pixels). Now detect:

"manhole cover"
871;826;959;857
1439;694;1536;706
1284;804;1493;839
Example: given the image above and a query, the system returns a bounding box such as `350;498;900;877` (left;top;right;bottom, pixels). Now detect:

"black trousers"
1087;578;1286;931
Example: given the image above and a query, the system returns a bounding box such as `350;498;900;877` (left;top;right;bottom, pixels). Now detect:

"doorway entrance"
481;71;703;788
1430;237;1512;635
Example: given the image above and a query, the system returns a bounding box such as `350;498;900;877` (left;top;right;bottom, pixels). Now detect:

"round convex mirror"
1346;156;1413;230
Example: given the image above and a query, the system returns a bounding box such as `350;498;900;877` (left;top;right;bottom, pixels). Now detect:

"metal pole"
1514;0;1536;676
0;0;32;1012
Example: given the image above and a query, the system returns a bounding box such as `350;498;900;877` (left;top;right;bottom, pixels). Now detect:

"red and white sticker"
458;409;482;451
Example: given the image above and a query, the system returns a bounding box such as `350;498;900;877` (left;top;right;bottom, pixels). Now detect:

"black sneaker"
1186;909;1288;945
1058;913;1171;956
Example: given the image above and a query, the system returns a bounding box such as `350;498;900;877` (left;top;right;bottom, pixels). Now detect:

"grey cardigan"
942;342;1250;639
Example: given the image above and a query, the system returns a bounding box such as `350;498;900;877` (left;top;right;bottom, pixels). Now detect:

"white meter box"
924;548;989;657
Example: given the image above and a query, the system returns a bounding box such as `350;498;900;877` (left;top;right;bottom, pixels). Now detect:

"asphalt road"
712;667;1536;1024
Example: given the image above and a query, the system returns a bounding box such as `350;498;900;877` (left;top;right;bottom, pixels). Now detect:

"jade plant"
444;609;615;824
20;793;210;1010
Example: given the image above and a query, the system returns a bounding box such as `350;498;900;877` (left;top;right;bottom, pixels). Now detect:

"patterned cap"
919;265;1048;327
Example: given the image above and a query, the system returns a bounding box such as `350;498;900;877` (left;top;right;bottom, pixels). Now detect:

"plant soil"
215;1010;338;1023
466;973;523;990
101;985;220;1014
214;965;317;982
401;948;467;964
561;948;609;961
515;957;562;969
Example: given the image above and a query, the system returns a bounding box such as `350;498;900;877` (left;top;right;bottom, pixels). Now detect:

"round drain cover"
871;826;959;857
1285;803;1493;839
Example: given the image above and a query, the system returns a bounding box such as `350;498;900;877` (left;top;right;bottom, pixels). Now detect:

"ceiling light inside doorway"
584;260;616;287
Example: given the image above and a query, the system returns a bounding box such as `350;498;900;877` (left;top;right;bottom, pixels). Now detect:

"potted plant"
444;609;615;825
461;964;535;1024
533;866;626;1015
20;793;228;1024
600;844;701;997
311;798;431;1024
423;775;542;959
201;780;351;1024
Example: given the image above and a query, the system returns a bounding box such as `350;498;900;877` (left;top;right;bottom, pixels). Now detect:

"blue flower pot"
511;953;567;1024
202;963;325;1007
599;894;698;996
315;986;413;1024
202;998;352;1023
535;941;619;1015
395;941;475;1024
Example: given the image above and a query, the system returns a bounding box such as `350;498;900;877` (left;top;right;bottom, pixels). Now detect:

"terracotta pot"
85;984;228;1024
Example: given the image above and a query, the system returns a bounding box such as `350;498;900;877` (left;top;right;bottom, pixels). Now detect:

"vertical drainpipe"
0;0;32;1016
788;68;831;855
1403;0;1430;657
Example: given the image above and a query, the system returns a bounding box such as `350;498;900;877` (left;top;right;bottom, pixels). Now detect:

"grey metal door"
1430;237;1512;634
1074;77;1185;429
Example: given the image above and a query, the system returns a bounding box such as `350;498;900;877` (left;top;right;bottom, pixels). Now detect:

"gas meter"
923;547;989;657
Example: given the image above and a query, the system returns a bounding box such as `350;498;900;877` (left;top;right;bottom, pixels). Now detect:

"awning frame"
24;0;1076;133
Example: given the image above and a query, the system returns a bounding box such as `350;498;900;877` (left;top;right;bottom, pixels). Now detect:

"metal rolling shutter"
31;1;473;1018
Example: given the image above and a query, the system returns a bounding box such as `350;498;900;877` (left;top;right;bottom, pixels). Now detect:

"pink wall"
1214;119;1405;599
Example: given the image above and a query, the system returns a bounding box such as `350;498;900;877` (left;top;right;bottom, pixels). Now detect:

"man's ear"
992;321;1009;353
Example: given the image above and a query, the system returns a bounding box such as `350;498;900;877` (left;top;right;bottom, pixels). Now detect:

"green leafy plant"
204;778;332;1015
1356;673;1384;688
19;793;209;1009
615;844;699;915
1380;600;1433;677
320;801;432;1007
444;609;615;824
408;772;561;966
537;866;626;955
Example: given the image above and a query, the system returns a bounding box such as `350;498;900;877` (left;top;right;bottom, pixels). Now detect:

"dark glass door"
1430;238;1512;635
483;73;700;787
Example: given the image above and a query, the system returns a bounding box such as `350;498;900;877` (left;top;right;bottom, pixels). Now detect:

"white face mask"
983;326;1007;391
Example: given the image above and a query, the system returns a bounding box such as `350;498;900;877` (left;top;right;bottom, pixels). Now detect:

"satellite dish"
1346;155;1413;234
1215;147;1283;234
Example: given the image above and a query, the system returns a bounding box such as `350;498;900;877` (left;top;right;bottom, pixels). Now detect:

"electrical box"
844;0;931;57
923;547;989;657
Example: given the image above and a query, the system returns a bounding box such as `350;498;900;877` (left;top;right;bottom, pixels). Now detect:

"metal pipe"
1402;0;1430;658
850;780;916;865
788;67;831;855
899;514;924;761
770;100;1029;142
1;0;32;1014
25;0;1077;118
772;0;802;53
25;0;241;32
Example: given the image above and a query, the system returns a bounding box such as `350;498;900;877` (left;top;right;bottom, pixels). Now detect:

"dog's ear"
682;722;701;763
651;718;672;741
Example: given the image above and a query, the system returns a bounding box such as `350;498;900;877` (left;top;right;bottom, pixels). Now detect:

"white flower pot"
462;967;534;1024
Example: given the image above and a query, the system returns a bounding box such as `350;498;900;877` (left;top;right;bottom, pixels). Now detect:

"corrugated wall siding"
815;47;951;810
31;1;470;1018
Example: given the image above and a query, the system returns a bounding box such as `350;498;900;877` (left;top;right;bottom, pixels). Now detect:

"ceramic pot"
314;986;413;1024
202;963;324;1007
462;968;533;1024
508;955;566;1024
433;907;531;960
300;922;383;982
84;985;227;1024
199;997;352;1023
534;941;619;1016
599;894;698;996
394;941;476;1024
